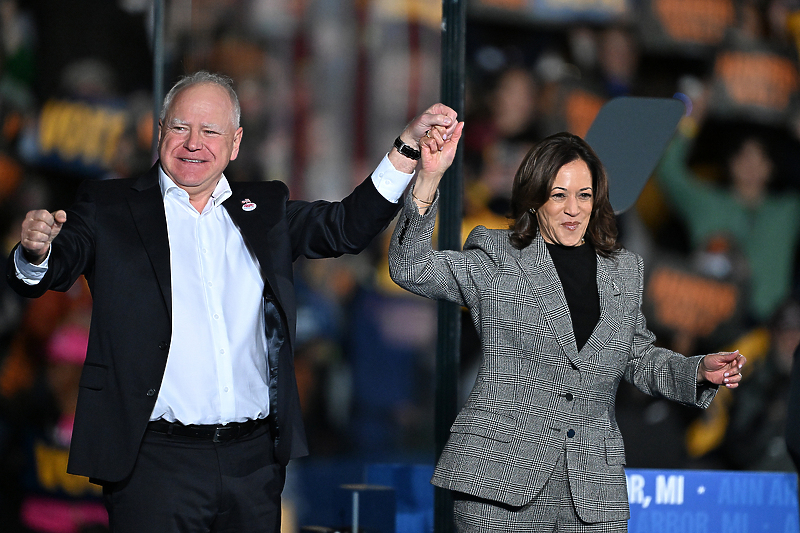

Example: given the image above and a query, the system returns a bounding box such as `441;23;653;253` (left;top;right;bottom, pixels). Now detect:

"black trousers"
102;422;285;533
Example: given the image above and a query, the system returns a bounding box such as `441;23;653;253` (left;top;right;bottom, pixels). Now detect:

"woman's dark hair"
508;132;621;256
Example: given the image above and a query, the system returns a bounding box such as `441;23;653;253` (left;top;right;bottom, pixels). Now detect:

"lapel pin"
242;199;257;212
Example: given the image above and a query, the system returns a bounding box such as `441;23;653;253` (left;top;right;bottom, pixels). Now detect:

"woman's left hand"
697;350;746;388
411;122;463;212
419;122;463;177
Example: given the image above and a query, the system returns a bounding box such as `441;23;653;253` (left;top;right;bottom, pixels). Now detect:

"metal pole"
435;1;466;531
151;0;166;158
352;490;360;533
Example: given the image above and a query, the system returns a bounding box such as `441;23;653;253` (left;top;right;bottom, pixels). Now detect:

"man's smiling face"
158;82;243;198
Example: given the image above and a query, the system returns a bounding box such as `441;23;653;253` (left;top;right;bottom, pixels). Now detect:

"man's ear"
230;127;244;161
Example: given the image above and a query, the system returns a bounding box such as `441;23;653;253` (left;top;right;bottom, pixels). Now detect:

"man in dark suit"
6;71;458;532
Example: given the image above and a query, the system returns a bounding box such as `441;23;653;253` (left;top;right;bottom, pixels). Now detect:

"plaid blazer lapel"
516;234;584;368
579;254;624;360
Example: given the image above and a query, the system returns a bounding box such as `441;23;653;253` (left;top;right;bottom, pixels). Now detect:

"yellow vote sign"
36;99;127;173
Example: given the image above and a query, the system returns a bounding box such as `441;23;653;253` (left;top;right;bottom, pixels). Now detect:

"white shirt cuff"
14;246;49;285
370;153;415;203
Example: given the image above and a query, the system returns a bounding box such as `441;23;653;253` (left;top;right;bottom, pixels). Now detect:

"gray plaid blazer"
388;191;717;523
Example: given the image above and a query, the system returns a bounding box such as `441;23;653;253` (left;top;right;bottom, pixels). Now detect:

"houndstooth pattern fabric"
388;190;718;524
453;449;628;532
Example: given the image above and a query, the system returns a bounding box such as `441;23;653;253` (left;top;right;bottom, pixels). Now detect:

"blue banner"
627;469;799;533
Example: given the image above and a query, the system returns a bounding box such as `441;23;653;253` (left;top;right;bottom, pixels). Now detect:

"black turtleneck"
545;242;600;352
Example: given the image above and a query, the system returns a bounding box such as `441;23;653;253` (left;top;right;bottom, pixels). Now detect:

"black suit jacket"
6;163;400;483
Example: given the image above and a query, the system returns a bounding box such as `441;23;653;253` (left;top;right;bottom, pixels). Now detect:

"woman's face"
537;159;593;246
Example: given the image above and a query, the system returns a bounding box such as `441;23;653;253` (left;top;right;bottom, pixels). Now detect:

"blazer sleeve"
623;252;718;408
6;180;97;298
388;188;500;309
284;175;400;261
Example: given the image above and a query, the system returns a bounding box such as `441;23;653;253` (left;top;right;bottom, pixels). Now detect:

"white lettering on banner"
718;476;764;505
656;475;684;505
626;470;799;532
628;511;710;532
627;474;653;508
769;478;797;506
721;512;749;532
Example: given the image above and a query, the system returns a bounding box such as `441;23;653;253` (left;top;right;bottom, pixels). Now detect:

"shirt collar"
158;164;233;207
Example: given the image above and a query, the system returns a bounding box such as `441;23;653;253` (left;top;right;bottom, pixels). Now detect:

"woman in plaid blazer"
389;127;746;532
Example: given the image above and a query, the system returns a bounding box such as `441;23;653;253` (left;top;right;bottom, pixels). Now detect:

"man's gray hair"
160;71;241;128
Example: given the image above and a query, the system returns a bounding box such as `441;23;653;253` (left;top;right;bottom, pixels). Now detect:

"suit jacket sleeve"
7;180;97;298
623;252;718;408
388;189;497;310
285;175;401;261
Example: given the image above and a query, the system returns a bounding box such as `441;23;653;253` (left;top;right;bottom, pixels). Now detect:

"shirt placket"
197;207;237;420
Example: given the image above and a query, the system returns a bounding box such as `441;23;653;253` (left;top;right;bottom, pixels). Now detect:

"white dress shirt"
15;155;414;425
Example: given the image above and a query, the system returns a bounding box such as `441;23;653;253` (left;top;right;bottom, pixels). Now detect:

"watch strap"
393;136;421;161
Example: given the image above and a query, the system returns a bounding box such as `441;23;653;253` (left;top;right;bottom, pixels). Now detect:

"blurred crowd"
2;0;800;531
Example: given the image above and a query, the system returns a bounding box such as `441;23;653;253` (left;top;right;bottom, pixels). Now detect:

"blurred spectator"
0;0;36;90
723;299;800;471
20;0;151;102
785;332;800;474
563;23;640;99
292;249;438;460
597;24;640;98
0;278;92;404
655;111;800;326
0;279;96;530
481;66;542;148
463;65;544;223
17;323;108;533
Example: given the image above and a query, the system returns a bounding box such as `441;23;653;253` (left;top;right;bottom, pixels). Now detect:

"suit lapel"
516;234;584;368
223;183;292;379
223;183;284;304
128;164;172;318
579;255;623;360
515;235;625;367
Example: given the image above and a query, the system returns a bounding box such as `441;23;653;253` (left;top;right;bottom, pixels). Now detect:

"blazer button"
158;341;169;350
567;429;575;438
565;393;574;401
147;389;156;397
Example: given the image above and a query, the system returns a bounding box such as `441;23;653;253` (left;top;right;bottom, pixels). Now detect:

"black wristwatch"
393;136;421;161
